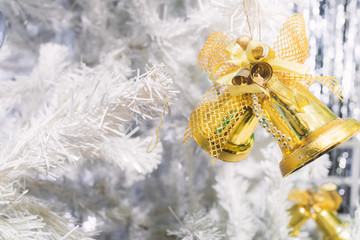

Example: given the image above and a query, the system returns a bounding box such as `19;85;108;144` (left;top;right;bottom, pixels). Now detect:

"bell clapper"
252;74;264;86
250;62;273;86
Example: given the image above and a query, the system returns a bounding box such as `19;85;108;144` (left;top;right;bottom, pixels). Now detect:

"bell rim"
279;118;360;177
191;127;255;163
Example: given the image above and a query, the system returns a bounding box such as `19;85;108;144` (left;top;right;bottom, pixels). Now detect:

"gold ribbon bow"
288;183;342;213
219;40;310;111
287;183;349;239
198;14;343;107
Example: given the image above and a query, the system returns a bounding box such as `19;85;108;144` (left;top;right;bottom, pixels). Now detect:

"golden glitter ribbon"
147;100;170;153
287;183;350;239
185;14;343;160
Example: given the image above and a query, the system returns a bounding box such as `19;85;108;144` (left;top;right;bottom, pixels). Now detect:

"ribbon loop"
246;40;275;62
205;35;313;111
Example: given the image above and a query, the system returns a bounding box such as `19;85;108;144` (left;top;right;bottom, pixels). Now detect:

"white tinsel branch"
0;41;177;238
0;50;177;180
0;43;70;125
0;183;92;240
167;207;225;240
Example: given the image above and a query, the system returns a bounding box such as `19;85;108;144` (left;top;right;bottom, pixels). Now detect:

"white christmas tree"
0;0;358;239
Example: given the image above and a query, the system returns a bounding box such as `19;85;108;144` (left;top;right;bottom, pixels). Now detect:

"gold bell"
190;15;360;176
189;67;360;172
261;81;360;176
236;35;252;51
232;68;251;86
287;184;350;240
190;103;258;162
312;208;350;240
250;62;273;86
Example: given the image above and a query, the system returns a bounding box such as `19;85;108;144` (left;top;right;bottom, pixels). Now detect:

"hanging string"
258;1;261;41
243;0;262;41
243;0;253;39
146;99;170;153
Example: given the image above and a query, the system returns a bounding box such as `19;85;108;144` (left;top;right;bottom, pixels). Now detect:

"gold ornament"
236;35;252;51
288;183;350;240
251;45;264;60
232;68;251;85
184;14;360;176
250;62;272;86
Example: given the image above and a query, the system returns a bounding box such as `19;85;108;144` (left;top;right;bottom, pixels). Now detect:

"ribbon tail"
268;58;309;75
288;205;311;237
228;83;264;96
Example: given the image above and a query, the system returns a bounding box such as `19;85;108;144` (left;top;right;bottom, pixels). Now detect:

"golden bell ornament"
312;208;350;240
262;79;360;176
184;14;360;176
251;45;264;60
232;68;251;85
250;62;272;86
189;106;257;162
187;86;258;162
236;35;252;51
287;184;350;240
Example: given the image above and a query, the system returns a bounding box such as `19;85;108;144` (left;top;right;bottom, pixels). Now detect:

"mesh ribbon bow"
288;183;342;215
184;14;343;160
287;183;349;239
